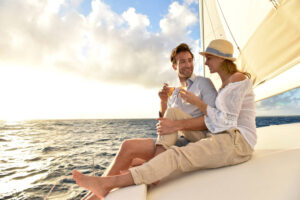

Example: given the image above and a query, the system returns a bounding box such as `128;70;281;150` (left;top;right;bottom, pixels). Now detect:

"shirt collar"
189;73;196;83
176;73;196;87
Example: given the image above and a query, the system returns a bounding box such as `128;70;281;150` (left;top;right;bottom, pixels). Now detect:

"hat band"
206;47;233;58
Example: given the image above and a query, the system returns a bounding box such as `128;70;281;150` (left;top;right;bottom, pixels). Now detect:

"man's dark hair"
170;43;194;64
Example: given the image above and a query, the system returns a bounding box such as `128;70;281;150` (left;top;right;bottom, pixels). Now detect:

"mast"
199;0;205;77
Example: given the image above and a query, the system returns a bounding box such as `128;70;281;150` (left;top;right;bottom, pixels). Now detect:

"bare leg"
103;138;155;176
131;157;147;166
120;158;147;174
86;138;157;200
154;145;166;156
73;170;134;199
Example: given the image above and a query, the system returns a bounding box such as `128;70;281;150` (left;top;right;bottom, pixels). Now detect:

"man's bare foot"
72;170;111;199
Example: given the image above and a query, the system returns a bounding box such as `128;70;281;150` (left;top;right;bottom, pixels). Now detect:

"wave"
96;152;116;157
2;165;28;171
0;138;10;142
97;138;110;142
42;146;59;153
25;157;42;162
0;171;16;178
12;169;48;180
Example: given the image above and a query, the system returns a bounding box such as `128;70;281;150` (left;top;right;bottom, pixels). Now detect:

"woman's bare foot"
72;170;111;199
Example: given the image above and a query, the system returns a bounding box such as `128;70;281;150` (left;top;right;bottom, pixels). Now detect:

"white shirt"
204;78;257;149
168;74;217;118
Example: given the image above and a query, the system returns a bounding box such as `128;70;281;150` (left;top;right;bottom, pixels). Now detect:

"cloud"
0;0;199;88
256;88;300;116
70;0;84;8
184;0;199;6
160;2;198;40
87;0;123;28
122;8;150;30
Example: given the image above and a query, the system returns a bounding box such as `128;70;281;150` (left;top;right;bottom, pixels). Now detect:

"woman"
72;39;256;199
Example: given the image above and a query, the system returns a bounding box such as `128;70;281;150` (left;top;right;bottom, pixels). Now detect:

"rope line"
216;0;241;53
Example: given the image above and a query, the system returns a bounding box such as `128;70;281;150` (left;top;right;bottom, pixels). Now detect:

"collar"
176;73;196;87
189;73;196;83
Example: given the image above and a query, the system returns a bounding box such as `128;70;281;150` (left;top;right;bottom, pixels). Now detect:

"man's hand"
156;118;179;135
158;83;169;103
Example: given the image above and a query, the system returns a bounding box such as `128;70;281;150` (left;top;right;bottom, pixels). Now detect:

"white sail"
199;0;300;101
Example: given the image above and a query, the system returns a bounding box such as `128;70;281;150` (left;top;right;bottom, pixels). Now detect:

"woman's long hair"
221;60;251;78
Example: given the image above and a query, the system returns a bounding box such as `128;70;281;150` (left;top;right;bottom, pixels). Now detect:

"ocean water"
1;116;300;200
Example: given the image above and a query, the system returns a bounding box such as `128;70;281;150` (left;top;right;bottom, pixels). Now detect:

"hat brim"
199;52;236;61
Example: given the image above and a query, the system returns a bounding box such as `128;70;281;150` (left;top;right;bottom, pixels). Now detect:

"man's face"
173;51;194;79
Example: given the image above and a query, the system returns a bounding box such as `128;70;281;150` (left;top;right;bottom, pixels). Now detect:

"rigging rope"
203;0;216;39
215;0;241;53
270;0;279;9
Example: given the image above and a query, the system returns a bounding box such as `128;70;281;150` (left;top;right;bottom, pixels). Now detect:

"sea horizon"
1;115;300;122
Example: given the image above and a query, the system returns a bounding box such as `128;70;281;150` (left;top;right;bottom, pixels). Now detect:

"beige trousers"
156;108;207;148
129;108;253;185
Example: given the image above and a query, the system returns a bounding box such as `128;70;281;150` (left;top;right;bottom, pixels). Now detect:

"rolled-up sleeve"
204;79;251;133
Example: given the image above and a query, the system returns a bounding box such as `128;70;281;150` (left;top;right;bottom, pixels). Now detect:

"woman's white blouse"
204;78;257;149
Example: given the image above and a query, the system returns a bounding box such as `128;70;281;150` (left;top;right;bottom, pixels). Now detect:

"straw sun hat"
199;39;236;61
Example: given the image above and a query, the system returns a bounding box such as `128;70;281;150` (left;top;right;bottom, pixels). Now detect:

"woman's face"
204;55;224;74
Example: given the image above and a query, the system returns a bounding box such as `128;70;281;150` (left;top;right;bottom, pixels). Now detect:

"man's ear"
172;63;177;71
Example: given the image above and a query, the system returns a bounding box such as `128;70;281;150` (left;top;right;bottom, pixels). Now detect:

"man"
106;43;218;175
123;43;217;165
155;43;217;154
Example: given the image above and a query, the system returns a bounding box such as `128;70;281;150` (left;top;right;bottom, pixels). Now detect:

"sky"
0;0;299;120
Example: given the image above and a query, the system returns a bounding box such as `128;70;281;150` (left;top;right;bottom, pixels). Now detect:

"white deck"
104;184;147;200
104;123;300;200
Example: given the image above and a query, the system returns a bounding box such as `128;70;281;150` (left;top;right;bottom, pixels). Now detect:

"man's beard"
179;69;192;79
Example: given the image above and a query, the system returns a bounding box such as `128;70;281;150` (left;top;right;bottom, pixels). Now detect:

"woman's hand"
180;89;208;115
179;89;201;105
156;118;179;135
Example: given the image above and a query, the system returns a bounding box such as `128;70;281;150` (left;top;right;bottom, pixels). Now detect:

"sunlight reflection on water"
0;119;157;199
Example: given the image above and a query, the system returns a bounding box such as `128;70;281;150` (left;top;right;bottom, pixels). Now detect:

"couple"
72;39;257;199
